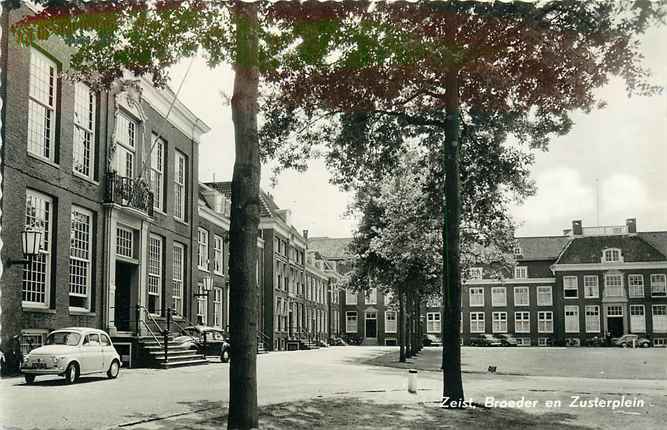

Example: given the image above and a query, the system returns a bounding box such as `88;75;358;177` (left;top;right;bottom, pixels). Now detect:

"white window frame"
536;286;552;306
198;228;209;271
214;235;224;275
174;150;187;221
213;287;223;328
427;312;441;333
73;82;96;179
346;289;357;305
650;274;667;297
470;312;485;333
514;266;528;279
628;274;644;298
585;305;600;333
602;248;623;263
538;311;553;333
172;242;184;316
514;311;530;333
469;287;484;307
23;189;53;308
492;312;507;333
583;275;599;298
150;133;165;212
604;273;624;297
652;305;667;333
116;226;134;258
346;311;358;333
28;48;57;162
491;287;506;307
513;286;529;306
563;276;578;299
113;112;137;178
365;287;377;305
196;284;208;325
147;234;163;316
385;310;397;333
630;304;645;333
69;206;93;312
564;305;580;333
20;329;48;355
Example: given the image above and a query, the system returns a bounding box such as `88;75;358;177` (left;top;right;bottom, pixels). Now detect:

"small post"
632;338;636;349
135;305;140;335
163;308;170;363
408;369;418;393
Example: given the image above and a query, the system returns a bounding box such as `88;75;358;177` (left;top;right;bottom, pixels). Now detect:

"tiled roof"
556;235;667;264
516;236;569;260
308;237;353;259
637;232;667;258
204;181;279;219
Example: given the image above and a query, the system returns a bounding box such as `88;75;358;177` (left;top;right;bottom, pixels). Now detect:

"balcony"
105;172;154;217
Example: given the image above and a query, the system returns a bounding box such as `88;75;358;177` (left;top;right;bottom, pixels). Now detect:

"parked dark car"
174;326;231;362
468;334;502;347
496;334;518;347
423;334;442;347
612;334;651;348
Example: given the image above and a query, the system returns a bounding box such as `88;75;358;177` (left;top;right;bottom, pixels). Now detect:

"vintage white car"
21;327;121;384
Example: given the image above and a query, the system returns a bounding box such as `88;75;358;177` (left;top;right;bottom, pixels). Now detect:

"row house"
1;2;210;368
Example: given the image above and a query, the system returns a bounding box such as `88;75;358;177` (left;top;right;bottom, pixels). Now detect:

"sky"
169;23;667;240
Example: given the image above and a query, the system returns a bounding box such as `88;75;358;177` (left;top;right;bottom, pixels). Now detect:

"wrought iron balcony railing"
105;172;154;217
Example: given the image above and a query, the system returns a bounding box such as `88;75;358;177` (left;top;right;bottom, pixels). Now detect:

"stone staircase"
138;336;209;368
299;338;321;350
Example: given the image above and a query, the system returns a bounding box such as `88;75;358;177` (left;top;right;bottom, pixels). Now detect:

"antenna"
595;178;600;226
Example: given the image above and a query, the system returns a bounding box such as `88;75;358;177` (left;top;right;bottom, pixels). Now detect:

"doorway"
115;262;135;331
607;317;623;337
365;311;377;338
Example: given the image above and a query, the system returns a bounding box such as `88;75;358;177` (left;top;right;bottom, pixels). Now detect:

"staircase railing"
136;305;163;349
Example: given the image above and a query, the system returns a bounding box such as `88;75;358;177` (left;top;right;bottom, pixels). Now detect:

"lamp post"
6;227;43;267
193;275;213;353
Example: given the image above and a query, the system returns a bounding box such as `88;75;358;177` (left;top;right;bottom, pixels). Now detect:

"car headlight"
52;356;66;366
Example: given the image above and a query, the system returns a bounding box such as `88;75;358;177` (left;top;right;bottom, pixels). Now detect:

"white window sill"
153;208;167;217
72;171;99;186
174;217;189;226
69;308;95;316
27;152;59;168
22;306;55;313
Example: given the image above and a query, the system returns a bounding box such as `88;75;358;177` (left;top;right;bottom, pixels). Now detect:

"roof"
637;232;667;258
555;235;667;264
516;236;570;260
205;181;281;219
308;237;353;259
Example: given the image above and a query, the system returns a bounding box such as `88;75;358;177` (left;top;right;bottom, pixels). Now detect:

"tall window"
150;134;165;211
514;266;528;279
172;243;184;316
650;274;667;297
174;151;187;220
492;312;507;333
28;49;57;161
214;235;224;275
198;228;209;270
470;312;485;333
630;305;645;333
427;312;441;333
628;274;644;298
147;235;163;316
514;286;529;306
213;287;223;328
23;190;52;308
604;274;623;297
563;276;578;298
346;289;357;305
515;312;530;333
537;286;552;306
69;206;93;311
491;287;506;307
585;305;600;333
346;311;358;333
469;287;484;307
583;275;599;298
652;305;667;333
564;305;579;333
113;113;136;177
538;311;553;333
73;82;96;178
385;311;397;333
197;285;208;325
365;288;377;305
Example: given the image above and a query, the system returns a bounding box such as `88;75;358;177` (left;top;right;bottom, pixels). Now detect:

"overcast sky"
170;23;666;239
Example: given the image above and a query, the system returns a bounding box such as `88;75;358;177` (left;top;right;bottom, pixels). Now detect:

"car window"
46;332;81;346
84;334;100;346
100;334;111;346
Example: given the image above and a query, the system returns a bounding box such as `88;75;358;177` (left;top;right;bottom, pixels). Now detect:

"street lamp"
6;227;43;267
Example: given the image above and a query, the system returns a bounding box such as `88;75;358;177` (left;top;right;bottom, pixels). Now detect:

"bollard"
632;338;636;349
408;369;418;393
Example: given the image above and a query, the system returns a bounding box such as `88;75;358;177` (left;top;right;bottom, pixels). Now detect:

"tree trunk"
399;289;406;362
228;3;260;429
406;291;413;358
441;59;465;406
416;294;422;353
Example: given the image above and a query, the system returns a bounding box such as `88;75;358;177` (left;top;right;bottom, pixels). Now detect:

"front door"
365;312;377;338
115;262;134;331
607;317;624;337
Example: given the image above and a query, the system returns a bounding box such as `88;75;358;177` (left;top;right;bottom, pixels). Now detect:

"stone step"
160;358;209;368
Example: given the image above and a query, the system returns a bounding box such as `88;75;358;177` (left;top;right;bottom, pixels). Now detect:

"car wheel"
621;343;629;348
221;349;230;363
107;360;120;379
24;374;36;384
64;362;79;384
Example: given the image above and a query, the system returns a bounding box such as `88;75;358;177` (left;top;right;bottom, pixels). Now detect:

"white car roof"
54;327;109;335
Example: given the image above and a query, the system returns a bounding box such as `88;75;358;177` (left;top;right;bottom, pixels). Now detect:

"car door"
99;334;114;369
81;333;104;373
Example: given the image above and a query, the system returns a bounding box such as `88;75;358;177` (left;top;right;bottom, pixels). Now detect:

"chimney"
303;229;309;240
626;218;637;234
572;220;583;236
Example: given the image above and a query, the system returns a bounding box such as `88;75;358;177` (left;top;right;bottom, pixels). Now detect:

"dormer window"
602;248;623;263
468;267;483;280
513;245;522;257
514;266;528;279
